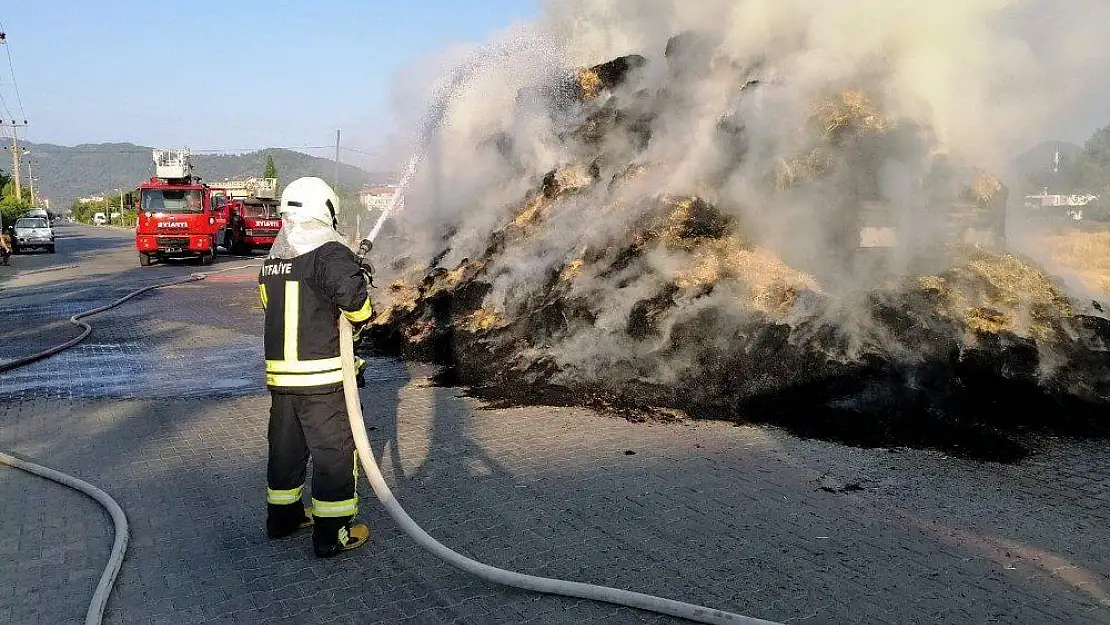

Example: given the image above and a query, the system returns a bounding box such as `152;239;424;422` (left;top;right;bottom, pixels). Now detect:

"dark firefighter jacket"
258;242;372;394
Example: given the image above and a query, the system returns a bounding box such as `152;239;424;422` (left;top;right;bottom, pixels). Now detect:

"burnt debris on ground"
366;33;1110;462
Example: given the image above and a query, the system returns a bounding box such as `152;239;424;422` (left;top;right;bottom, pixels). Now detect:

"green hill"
16;142;390;207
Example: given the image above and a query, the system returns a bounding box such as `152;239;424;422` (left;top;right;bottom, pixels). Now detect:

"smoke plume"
381;0;1110;268
367;0;1110;456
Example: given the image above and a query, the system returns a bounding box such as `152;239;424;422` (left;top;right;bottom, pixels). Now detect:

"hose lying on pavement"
0;260;781;625
338;318;783;625
0;263;259;625
0;273;206;373
0;451;130;625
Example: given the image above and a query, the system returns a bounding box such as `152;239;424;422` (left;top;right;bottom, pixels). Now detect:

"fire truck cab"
215;177;281;255
225;197;281;254
135;149;222;267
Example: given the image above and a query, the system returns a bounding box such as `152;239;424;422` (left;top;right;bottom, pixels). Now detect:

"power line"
0;21;27;123
0;56;13;125
0;88;12;126
12;144;335;155
339;145;379;157
190;145;334;154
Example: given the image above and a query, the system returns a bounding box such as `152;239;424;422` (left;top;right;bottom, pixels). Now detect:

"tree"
1082;125;1110;166
0;178;33;229
69;199;99;224
1072;125;1110;193
263;155;278;180
1023;125;1110;194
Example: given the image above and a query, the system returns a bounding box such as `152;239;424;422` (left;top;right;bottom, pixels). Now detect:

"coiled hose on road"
1;264;784;625
0;451;130;625
0;267;245;625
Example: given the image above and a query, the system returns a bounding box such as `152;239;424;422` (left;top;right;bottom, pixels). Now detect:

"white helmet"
279;177;340;229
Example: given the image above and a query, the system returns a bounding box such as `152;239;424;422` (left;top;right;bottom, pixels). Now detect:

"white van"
92;212;107;226
13;216;55;254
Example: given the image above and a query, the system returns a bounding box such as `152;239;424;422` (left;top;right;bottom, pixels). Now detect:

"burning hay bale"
774;149;835;192
642;196;732;249
576;55;648;100
966;171;1005;207
810;88;892;142
674;239;820;317
369;31;1110;460
918;254;1074;340
461;308;504;332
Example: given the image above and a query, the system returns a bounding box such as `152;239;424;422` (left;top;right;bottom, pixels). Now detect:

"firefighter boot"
313;516;370;558
266;503;314;539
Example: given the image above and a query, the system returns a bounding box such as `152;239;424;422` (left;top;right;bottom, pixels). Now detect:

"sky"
1;1;1108;174
0;0;539;169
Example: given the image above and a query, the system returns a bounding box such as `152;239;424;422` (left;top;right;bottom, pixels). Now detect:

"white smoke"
371;0;1110;388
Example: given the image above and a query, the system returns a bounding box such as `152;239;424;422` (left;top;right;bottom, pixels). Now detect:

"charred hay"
370;191;1110;461
369;42;1110;461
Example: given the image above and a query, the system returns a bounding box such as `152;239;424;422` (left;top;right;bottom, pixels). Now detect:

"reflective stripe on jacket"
259;241;371;394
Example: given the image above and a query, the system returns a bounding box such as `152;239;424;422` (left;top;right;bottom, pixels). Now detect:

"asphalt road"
0;224;1108;625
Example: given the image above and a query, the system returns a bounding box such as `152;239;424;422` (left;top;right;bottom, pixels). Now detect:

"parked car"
13;216;55;254
93;212;107;226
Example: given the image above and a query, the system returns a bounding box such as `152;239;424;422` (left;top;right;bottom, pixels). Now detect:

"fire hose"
0;259;783;625
0;451;129;625
0;265;254;625
338;316;780;625
345;243;780;624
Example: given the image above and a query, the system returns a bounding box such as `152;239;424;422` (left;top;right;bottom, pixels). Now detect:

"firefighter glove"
360;263;376;289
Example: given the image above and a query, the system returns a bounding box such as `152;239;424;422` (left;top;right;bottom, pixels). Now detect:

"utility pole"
11;134;20;203
114;188;124;226
333;129;341;189
24;152;36;207
1;122;29;202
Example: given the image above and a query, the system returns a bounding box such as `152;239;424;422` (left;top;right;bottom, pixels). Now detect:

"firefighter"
258;177;373;558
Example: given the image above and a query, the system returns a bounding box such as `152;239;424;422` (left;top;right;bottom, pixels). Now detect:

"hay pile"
368;35;1109;458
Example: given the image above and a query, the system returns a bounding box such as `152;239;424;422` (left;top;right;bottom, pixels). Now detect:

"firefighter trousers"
267;390;358;524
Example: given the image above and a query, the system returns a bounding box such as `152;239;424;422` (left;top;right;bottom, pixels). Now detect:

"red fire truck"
224;197;281;254
212;177;281;254
134;149;225;267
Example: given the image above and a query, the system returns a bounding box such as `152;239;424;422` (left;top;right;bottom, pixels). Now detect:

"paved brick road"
1;224;1108;624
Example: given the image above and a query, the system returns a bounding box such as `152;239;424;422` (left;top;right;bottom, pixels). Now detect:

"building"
1023;190;1100;220
358;185;401;215
77;195;106;204
1023;191;1099;208
211;177;278;200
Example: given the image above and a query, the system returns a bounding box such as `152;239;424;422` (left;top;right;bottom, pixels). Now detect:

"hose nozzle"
357;238;376;289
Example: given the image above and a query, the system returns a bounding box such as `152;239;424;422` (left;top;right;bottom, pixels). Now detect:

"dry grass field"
1041;227;1110;297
